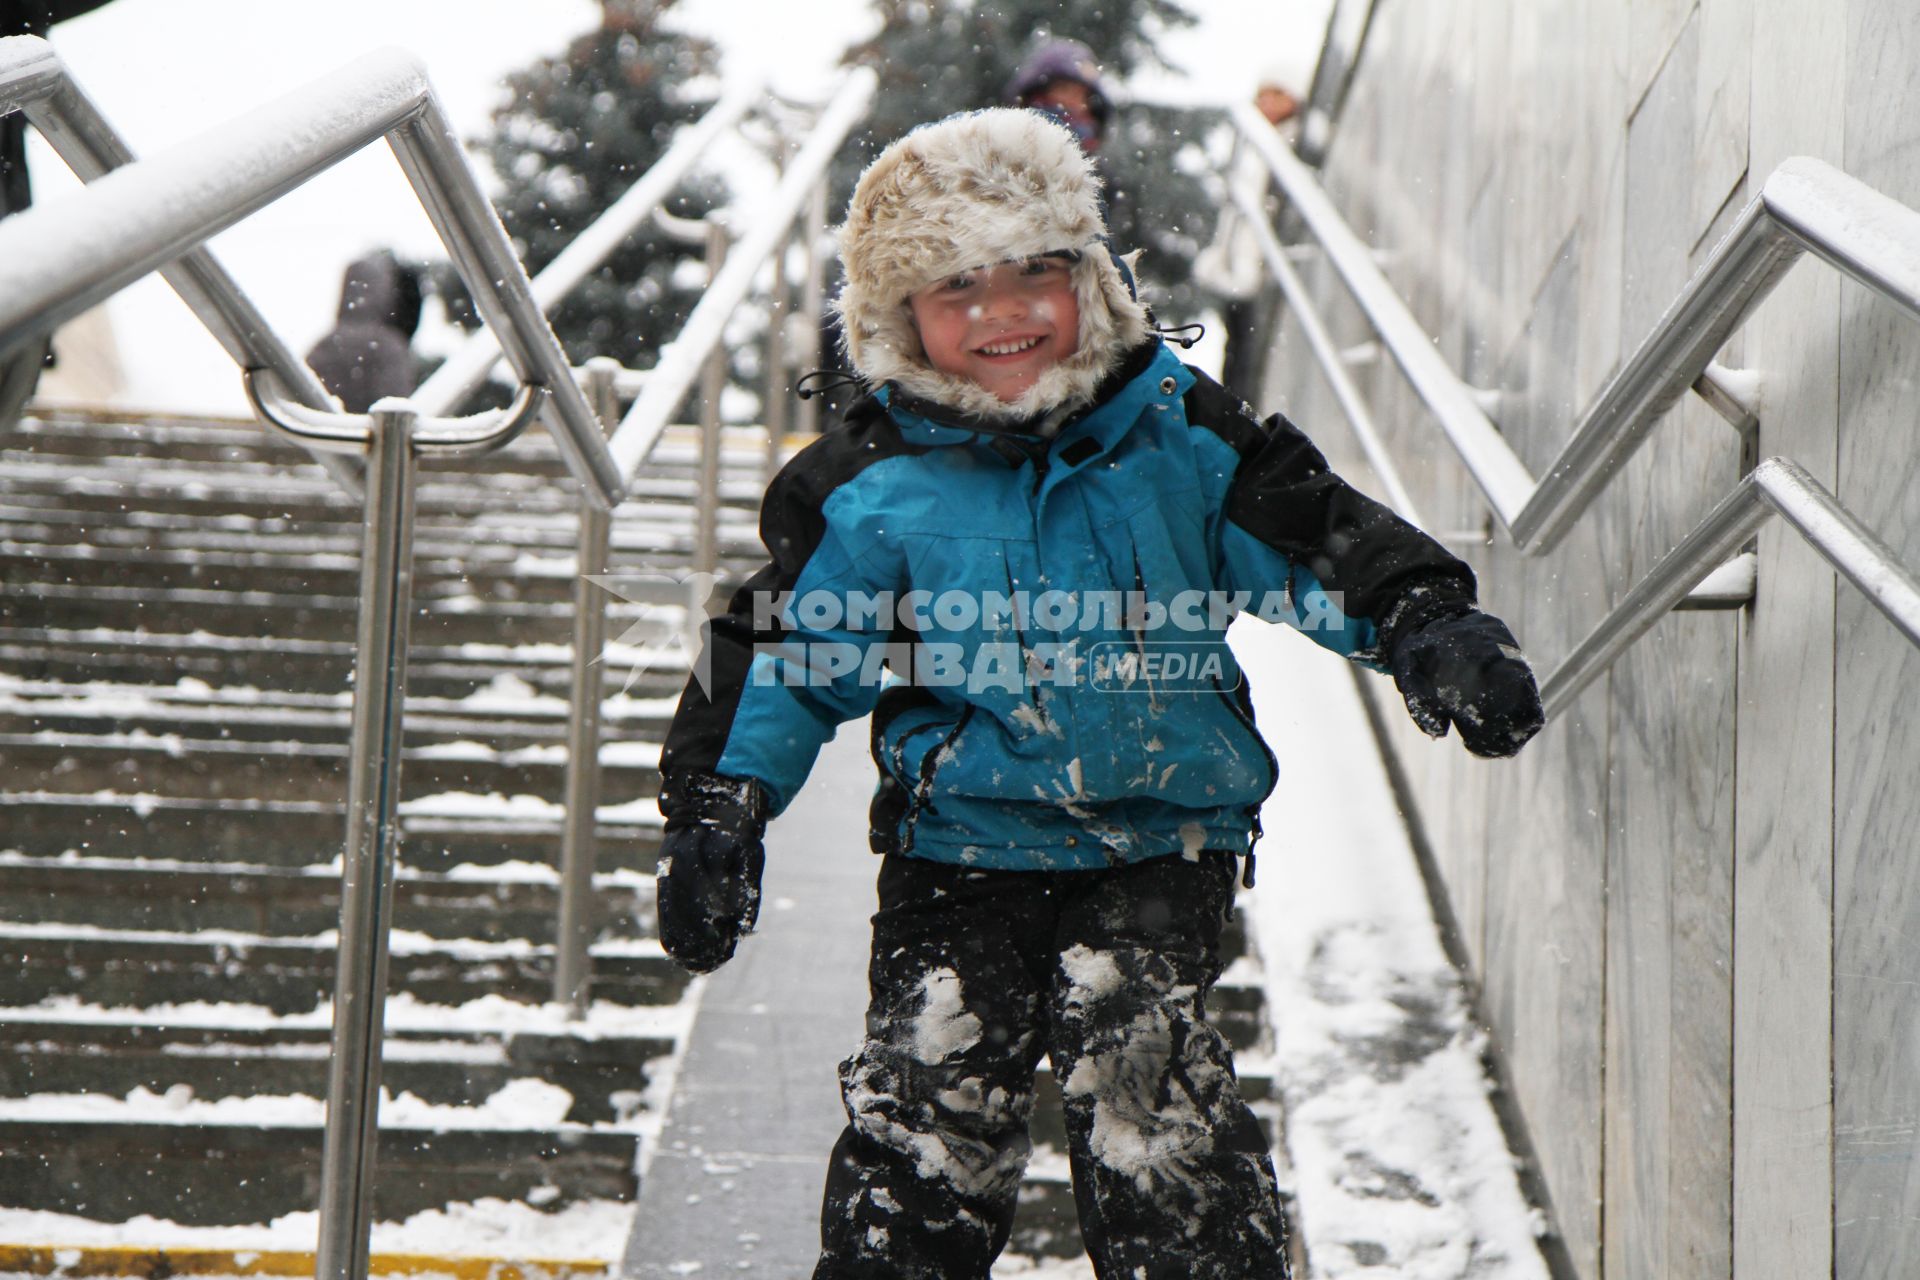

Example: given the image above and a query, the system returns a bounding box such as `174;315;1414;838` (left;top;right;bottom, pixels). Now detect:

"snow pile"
1234;617;1550;1279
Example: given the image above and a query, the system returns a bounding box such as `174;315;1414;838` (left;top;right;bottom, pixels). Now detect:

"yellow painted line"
0;1245;608;1279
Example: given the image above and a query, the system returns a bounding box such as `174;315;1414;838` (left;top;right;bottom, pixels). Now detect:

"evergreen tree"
839;0;1219;324
480;0;726;370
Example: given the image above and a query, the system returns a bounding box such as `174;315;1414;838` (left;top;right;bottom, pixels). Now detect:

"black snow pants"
812;849;1292;1280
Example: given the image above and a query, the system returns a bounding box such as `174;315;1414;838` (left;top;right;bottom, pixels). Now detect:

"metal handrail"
1296;0;1380;167
1512;157;1920;554
0;35;359;493
1541;458;1920;715
609;67;875;477
412;78;762;416
0;42;624;509
1233;108;1920;560
1221;104;1920;719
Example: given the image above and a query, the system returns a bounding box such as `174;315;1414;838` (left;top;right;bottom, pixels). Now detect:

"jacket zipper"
899;705;976;855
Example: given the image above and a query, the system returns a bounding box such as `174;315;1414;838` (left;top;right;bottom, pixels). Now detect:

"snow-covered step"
12;407;783;473
0;682;677;744
0;454;770;517
0;581;687;648
0;694;683;744
0;925;689;1014
0;539;761;601
0;1017;674;1124
0;855;650;944
0;629;694;699
0;508;764;559
0;729;663;806
0;1114;640;1225
0;792;664;871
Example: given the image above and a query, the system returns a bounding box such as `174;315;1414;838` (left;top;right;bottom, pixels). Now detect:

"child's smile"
909;254;1082;404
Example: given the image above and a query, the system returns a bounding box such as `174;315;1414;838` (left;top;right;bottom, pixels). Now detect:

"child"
654;109;1543;1280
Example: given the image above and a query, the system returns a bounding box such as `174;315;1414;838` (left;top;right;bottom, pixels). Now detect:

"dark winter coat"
661;337;1479;871
304;251;423;413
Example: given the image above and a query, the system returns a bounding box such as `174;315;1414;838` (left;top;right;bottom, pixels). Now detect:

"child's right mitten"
1389;609;1545;758
654;771;769;974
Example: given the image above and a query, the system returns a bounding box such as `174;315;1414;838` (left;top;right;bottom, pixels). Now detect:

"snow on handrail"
0;42;621;507
412;78;764;419
0;34;359;493
1230;101;1539;533
608;66;878;481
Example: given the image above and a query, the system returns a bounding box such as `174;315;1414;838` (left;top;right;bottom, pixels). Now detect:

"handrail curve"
244;367;546;456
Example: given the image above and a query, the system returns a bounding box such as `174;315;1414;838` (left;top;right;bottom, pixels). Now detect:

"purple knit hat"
1004;39;1113;125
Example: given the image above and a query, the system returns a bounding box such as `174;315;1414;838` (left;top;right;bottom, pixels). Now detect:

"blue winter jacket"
660;340;1476;870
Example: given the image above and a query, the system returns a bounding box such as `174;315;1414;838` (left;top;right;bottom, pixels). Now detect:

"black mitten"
1390;610;1545;758
655;772;769;975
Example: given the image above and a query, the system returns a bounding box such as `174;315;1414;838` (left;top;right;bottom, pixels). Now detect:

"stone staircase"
0;403;1287;1265
0;405;764;1230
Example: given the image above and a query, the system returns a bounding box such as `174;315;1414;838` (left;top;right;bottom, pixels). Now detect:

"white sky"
25;0;1327;413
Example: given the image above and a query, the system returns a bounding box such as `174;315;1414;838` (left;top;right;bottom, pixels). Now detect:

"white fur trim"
834;109;1152;424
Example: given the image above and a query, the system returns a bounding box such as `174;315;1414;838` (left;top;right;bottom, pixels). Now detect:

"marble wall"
1258;2;1920;1275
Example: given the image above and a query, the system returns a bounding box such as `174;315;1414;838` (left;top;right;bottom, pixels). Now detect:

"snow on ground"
1234;617;1551;1279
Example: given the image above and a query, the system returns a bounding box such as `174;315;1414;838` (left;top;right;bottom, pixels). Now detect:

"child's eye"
942;274;975;291
1019;258;1054;276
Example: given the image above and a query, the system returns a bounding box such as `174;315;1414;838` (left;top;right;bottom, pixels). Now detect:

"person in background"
0;0;118;427
1005;37;1113;156
1194;66;1301;401
305;249;426;413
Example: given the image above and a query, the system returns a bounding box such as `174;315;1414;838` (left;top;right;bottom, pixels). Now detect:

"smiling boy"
653;109;1543;1279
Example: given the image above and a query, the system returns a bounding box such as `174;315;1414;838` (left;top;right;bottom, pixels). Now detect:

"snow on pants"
812;849;1292;1280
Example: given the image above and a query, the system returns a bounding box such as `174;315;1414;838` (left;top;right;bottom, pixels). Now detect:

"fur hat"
833;108;1153;424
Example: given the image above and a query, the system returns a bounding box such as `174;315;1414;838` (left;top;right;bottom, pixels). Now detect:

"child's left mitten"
655;771;770;974
1389;609;1545;758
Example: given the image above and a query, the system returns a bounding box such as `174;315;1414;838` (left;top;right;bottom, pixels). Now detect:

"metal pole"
315;404;419;1280
794;178;830;438
554;363;617;1015
695;219;730;580
763;226;793;488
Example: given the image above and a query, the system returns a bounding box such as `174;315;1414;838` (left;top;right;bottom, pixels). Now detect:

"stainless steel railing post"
794;177;830;438
315;403;420;1280
694;217;731;580
763;225;793;488
554;361;618;1015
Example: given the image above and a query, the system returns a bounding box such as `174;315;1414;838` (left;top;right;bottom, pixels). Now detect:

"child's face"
907;255;1081;404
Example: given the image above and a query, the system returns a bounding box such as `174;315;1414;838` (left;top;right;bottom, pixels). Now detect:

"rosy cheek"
1031;300;1056;322
966;305;984;321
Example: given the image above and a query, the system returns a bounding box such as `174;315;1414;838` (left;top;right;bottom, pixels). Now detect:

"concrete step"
0;455;768;521
0;628;695;699
0;926;689;1014
0;1116;640;1225
0;507;764;560
0;793;663;872
0;581;686;649
0;856;651;945
0;1017;674;1125
0;539;762;603
0;728;661;806
9;408;781;475
0;682;676;746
